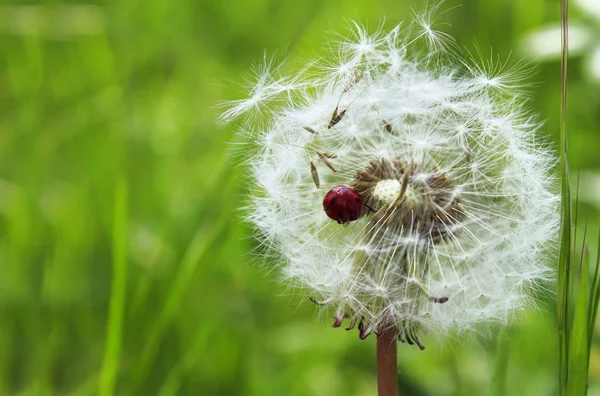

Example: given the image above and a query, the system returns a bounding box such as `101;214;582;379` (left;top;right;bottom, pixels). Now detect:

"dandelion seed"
328;107;347;129
317;151;337;172
303;126;317;134
222;8;559;349
310;161;320;188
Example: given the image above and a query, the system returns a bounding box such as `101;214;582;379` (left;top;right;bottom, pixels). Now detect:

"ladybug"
323;185;365;224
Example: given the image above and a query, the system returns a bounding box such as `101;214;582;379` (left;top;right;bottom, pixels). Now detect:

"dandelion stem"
377;325;399;396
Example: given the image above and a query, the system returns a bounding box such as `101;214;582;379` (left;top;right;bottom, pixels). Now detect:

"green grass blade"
557;0;571;393
491;329;509;396
127;215;228;392
587;231;600;349
67;374;99;396
567;227;589;396
98;178;129;396
157;320;219;396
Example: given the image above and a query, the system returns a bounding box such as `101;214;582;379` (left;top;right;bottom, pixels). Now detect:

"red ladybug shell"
323;185;364;224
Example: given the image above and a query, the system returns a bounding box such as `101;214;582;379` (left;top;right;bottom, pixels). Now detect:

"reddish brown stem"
377;325;399;396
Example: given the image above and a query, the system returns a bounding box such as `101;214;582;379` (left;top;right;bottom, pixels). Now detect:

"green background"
1;0;599;395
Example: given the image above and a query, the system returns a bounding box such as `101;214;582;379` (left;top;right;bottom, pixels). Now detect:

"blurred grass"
490;330;509;396
99;178;128;396
567;238;589;396
557;1;600;394
558;0;572;391
0;0;599;395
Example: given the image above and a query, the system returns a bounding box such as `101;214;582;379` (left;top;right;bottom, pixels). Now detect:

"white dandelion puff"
223;11;559;349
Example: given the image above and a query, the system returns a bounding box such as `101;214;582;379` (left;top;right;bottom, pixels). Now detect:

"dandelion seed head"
222;7;559;347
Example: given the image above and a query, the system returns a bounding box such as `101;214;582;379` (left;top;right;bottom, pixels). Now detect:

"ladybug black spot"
329;198;337;205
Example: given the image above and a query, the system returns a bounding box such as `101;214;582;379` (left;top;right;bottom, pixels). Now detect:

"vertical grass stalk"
99;178;129;396
557;0;571;393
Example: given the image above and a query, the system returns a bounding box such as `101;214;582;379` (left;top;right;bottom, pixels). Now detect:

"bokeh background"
1;0;600;395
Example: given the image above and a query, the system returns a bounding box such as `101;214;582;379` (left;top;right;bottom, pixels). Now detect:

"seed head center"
372;179;402;205
351;159;464;242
